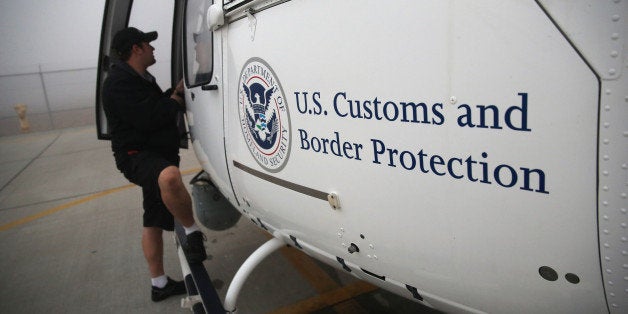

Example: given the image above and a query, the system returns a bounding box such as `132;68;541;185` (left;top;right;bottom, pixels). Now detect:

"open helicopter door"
95;0;132;140
96;0;185;146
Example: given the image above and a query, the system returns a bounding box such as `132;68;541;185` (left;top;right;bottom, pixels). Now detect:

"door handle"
201;84;218;91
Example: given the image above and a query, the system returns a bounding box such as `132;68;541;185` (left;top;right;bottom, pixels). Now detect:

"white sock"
151;275;168;288
183;223;200;235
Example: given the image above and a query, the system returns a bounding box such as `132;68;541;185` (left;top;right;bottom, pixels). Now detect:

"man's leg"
158;165;207;263
158;166;195;227
119;152;189;301
143;226;187;302
142;227;165;278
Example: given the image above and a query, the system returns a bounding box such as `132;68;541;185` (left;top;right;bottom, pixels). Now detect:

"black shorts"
115;151;180;231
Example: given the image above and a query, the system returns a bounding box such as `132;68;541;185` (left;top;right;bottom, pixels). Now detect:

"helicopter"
96;0;627;313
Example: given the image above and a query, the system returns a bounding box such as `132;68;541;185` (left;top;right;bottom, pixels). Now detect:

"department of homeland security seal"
238;58;291;172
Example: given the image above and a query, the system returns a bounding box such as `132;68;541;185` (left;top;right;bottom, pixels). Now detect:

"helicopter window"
184;0;213;87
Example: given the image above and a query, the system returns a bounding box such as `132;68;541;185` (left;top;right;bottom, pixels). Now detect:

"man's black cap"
111;27;158;56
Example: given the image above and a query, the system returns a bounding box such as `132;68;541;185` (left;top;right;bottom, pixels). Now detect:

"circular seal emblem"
238;58;291;172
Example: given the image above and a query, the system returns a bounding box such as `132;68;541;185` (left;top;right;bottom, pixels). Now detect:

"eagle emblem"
238;58;291;172
242;82;278;149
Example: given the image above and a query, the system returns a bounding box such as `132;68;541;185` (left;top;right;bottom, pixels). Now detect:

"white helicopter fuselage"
183;1;627;313
98;0;626;313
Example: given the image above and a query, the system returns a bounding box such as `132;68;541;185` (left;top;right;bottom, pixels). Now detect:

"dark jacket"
102;60;183;157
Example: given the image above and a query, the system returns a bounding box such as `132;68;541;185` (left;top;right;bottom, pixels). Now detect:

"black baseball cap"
111;27;158;56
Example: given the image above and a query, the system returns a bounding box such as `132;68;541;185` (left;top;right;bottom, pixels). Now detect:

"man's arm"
105;79;184;133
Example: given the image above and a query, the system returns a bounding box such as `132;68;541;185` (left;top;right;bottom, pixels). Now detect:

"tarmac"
0;125;438;313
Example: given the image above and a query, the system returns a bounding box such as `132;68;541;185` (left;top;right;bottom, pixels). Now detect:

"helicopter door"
183;0;235;200
96;0;182;140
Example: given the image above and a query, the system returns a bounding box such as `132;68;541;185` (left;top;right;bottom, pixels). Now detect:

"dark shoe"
151;277;186;302
183;231;207;264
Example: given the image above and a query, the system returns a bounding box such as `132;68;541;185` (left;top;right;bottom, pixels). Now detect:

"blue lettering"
371;138;386;165
368;141;548;194
505;93;531;132
299;129;310;149
430;155;446;176
447;158;464;179
494;164;517;188
300;129;363;160
333;92;348;117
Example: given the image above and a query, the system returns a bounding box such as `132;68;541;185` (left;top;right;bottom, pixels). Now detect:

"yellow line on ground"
279;245;370;312
267;281;378;314
263;232;371;313
0;184;133;232
180;167;202;176
0;167;202;232
279;245;340;292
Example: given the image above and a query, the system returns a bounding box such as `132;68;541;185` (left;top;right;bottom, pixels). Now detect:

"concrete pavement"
0;126;436;313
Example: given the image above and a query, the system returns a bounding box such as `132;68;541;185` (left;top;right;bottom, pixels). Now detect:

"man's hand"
175;79;184;95
170;93;184;106
171;79;185;106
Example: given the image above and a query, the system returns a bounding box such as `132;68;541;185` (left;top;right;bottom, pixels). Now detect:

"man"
102;27;207;302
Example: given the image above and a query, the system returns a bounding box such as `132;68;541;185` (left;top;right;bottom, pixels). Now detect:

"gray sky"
0;0;106;74
0;0;172;75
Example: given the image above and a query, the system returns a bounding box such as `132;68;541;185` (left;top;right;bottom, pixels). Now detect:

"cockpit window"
184;0;213;87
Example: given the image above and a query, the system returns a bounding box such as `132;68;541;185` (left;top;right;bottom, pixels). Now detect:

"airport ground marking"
0;167;202;232
263;232;372;312
267;280;378;314
2;166;374;313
